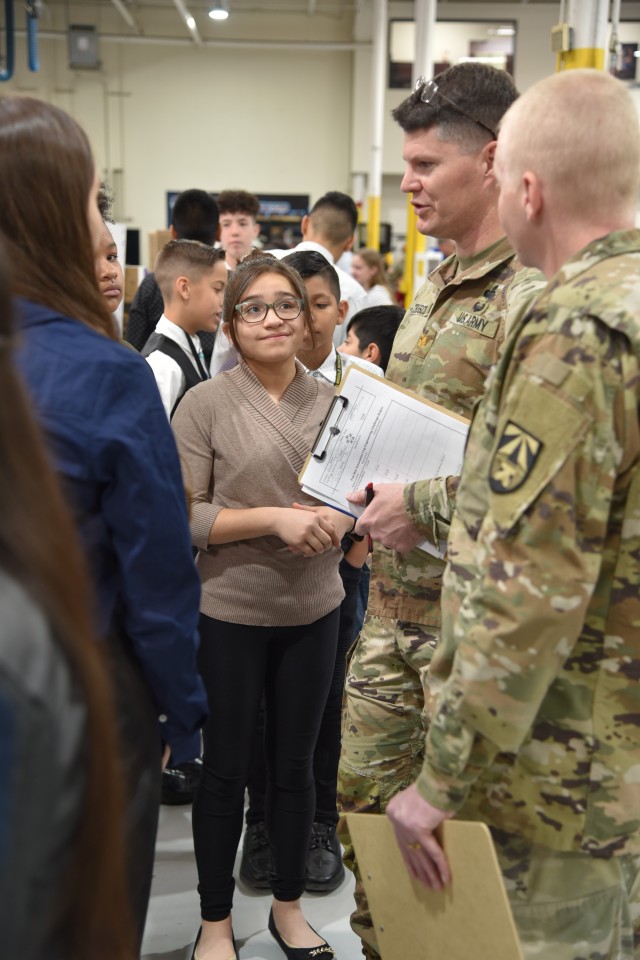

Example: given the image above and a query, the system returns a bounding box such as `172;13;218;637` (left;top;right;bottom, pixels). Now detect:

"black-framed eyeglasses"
234;297;304;324
414;76;497;141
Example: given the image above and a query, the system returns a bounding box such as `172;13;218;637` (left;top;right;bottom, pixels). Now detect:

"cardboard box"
148;229;172;269
124;265;146;304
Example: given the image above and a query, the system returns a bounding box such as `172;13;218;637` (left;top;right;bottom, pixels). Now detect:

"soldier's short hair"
498;69;640;222
392;62;518;153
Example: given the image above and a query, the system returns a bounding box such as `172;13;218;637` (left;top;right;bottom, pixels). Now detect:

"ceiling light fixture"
209;1;229;20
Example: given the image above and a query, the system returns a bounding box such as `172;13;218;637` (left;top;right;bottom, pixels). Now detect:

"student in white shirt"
268;192;367;344
142;241;227;419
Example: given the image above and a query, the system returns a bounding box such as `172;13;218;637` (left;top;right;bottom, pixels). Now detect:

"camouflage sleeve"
415;318;632;811
503;264;546;337
403;476;460;548
400;268;544;550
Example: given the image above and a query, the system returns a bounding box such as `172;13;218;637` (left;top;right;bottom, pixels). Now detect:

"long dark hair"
0;96;116;338
0;220;134;956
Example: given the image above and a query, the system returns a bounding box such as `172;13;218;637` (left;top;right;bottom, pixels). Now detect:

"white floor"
141;804;365;960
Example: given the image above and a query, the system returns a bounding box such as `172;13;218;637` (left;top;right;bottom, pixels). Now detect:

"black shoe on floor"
305;822;345;893
239;821;272;890
268;909;335;960
161;758;202;806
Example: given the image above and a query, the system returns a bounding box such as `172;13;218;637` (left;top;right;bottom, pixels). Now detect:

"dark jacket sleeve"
94;356;208;763
125;273;165;351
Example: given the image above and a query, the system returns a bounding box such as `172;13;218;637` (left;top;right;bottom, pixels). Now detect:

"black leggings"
193;609;340;921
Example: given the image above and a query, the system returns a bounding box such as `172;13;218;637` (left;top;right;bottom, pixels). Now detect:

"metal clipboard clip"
311;394;349;462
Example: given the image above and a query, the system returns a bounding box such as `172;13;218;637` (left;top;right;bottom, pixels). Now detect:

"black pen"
365;483;374;550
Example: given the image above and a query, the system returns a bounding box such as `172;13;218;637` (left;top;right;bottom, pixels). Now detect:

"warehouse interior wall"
3;1;640;262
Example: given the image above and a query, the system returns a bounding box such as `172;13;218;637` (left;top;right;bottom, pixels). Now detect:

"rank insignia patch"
489;421;543;494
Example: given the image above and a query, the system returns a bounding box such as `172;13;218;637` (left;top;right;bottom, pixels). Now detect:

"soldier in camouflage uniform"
338;62;545;958
385;70;640;960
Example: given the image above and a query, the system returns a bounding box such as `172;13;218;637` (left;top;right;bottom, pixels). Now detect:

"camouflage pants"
337;613;439;960
495;833;640;960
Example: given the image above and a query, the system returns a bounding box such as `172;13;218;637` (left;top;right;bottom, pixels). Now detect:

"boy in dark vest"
142;240;227;419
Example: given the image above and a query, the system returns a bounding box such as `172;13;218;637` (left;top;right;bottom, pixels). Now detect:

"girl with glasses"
172;253;355;960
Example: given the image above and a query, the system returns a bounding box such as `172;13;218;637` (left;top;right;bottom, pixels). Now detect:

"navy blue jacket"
15;299;208;764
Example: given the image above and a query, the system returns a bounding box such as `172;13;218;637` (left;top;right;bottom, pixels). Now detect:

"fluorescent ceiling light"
209;2;228;19
186;14;196;28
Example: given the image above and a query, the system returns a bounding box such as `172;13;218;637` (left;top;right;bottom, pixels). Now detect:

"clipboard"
347;814;523;960
298;367;470;557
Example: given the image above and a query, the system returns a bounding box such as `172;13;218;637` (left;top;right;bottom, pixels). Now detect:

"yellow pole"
366;195;381;250
399;196;426;308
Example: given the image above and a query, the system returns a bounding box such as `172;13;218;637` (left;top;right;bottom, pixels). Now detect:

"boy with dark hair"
171;189;220;245
125;188;220;355
217;189;261;270
142;240;226;419
339;304;405;372
285;250;380;386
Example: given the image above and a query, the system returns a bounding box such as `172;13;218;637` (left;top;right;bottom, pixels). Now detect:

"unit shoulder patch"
489;421;543;494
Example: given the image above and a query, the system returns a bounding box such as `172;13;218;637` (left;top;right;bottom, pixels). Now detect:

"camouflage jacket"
418;230;640;857
368;236;544;625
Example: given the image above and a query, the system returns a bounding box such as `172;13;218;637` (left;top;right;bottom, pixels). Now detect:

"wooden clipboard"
347;814;523;960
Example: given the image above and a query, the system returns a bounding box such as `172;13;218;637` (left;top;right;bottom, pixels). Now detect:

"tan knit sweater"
172;360;345;626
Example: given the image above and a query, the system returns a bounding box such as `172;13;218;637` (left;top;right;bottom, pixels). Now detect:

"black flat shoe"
191;925;239;960
268;909;335;960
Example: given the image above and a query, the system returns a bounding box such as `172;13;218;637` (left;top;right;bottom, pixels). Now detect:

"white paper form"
299;367;469;558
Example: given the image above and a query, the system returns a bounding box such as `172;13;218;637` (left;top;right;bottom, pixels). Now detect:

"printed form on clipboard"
298;366;470;559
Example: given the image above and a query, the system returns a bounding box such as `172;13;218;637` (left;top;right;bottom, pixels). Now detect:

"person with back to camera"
172;252;358;960
0;241;135;960
386;68;640;960
338;304;405;373
337;62;546;960
125;188;220;360
350;249;394;309
0;94;209;952
268;192;367;336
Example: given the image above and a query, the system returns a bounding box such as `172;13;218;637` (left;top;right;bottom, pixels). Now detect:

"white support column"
401;0;437;304
366;0;387;250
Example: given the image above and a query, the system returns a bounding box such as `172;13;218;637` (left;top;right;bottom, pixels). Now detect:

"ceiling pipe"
18;29;366;50
110;0;141;33
172;0;202;44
